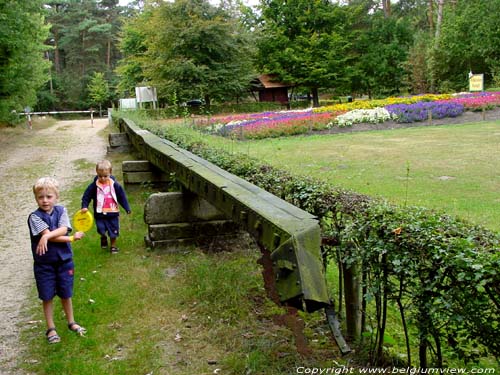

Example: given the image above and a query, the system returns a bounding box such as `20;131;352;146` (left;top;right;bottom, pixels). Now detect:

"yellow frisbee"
73;210;94;232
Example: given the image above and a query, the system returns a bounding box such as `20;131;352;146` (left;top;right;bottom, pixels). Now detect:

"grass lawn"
224;120;500;232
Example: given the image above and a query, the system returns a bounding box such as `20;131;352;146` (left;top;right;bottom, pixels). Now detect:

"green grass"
220;121;500;232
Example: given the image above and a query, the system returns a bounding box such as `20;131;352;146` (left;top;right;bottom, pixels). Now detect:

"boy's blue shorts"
96;215;120;238
34;259;74;301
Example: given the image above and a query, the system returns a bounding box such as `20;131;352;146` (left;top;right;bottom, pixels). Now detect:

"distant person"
81;160;131;254
28;177;86;344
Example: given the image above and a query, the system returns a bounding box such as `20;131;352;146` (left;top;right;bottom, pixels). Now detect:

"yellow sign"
469;74;484;92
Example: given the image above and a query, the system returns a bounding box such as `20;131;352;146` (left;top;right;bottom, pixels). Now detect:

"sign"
119;98;137;109
135;86;157;103
469;74;484;92
135;86;158;109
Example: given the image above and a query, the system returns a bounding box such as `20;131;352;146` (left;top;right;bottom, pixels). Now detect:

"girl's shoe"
110;247;119;254
68;322;87;336
46;328;61;344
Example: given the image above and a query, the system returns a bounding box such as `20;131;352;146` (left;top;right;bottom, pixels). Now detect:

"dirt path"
0;118;108;374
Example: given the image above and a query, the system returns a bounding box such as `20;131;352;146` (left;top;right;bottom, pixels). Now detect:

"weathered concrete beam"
118;118;330;312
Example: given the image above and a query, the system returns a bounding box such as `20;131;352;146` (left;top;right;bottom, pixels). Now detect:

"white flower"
334;107;393;127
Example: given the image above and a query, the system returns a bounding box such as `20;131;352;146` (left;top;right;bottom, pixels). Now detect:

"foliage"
137;0;256;106
87;72;110;113
256;0;351;106
41;0;126;110
431;0;500;92
120;112;500;366
0;0;50;123
350;13;413;98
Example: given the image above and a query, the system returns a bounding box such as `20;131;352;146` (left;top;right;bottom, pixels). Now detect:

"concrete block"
123;171;169;184
145;233;246;252
109;133;130;146
148;220;240;241
122;160;153;172
144;192;227;225
107;145;132;153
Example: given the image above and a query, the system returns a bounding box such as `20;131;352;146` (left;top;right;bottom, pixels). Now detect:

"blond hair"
96;159;112;172
33;177;60;198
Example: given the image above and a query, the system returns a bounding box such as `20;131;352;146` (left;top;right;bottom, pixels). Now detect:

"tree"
257;0;351;107
42;0;125;110
136;0;256;106
87;72;110;116
352;12;413;97
430;0;500;92
0;0;50;123
115;9;150;97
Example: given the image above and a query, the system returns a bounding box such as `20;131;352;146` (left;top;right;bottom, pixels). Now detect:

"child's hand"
81;208;88;213
36;235;49;255
127;210;132;215
74;231;85;241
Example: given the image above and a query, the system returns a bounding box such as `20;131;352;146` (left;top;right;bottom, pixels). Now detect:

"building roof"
252;74;292;89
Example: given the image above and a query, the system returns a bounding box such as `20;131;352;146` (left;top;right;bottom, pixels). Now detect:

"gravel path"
0;118;108;374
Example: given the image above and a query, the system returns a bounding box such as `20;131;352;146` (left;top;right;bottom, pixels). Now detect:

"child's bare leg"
42;300;55;329
61;298;75;324
61;298;85;331
110;237;117;248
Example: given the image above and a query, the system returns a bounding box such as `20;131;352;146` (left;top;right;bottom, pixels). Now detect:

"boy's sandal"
110;247;119;254
46;328;61;344
68;322;87;336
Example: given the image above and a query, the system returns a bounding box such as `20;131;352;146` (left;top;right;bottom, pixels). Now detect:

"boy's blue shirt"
28;205;72;264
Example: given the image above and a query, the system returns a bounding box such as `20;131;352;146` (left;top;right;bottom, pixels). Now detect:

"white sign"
119;98;137;109
135;87;157;103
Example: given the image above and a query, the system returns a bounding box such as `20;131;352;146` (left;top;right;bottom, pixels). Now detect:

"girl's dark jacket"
81;175;131;218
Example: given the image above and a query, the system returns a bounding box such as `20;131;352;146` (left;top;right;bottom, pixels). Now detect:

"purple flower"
386;102;464;123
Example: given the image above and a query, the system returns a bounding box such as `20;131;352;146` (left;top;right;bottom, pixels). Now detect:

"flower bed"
446;91;500;110
194;109;342;139
331;107;394;127
192;92;500;139
386;101;464;123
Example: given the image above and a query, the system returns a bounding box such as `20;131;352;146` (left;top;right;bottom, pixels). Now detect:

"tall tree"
352;11;413;97
431;0;500;91
257;0;351;106
87;71;110;116
138;0;255;106
43;0;125;110
0;0;50;123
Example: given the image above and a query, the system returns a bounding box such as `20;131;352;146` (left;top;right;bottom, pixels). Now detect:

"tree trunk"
311;87;320;107
54;30;61;74
435;0;445;39
382;0;391;18
107;40;111;69
428;0;434;34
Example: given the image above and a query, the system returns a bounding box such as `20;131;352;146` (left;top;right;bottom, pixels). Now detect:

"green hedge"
119;113;499;366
